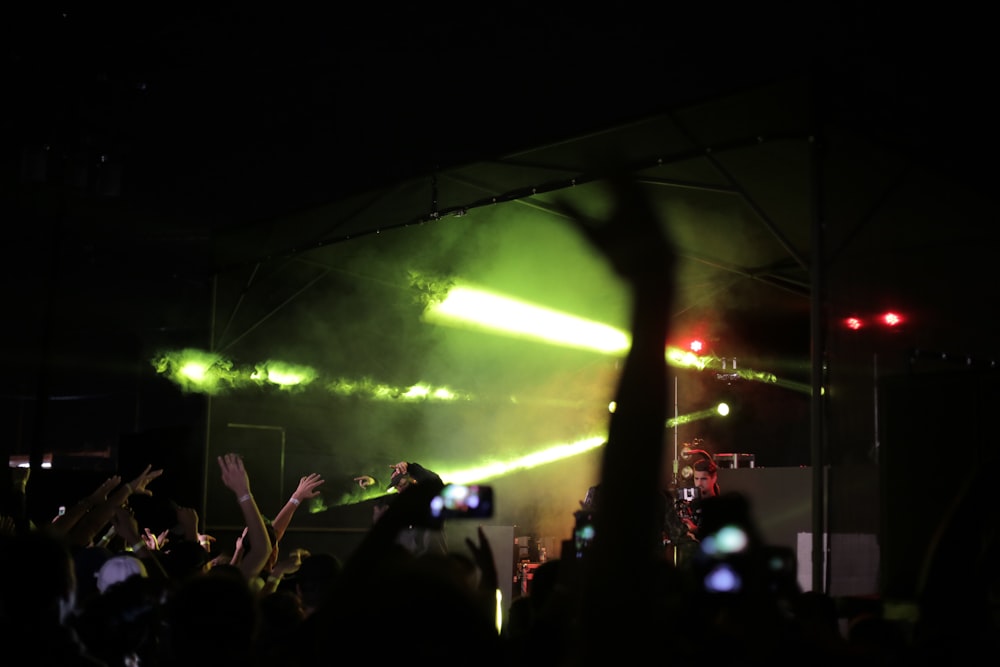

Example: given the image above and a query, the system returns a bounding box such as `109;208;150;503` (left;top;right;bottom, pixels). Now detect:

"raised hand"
270;549;307;579
144;527;168;551
111;503;142;546
86;476;122;505
234;527;246;554
10;466;30;493
218;453;251;496
557;172;676;287
464;525;499;593
354;475;377;489
126;465;164;498
174;504;200;538
197;532;217;551
292;473;325;502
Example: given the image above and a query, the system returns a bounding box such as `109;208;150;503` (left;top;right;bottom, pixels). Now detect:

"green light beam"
772;377;812;395
666;403;730;428
423;285;630;354
435;435;607;484
330;434;607;507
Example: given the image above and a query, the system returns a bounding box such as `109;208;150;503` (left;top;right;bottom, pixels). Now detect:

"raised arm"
271;472;325;542
48;474;120;541
3;466;34;535
558;173;678;660
218;453;272;580
109;503;168;580
65;465;163;547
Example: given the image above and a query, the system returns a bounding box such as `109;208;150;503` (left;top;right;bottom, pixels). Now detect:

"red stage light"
880;311;904;327
842;311;906;332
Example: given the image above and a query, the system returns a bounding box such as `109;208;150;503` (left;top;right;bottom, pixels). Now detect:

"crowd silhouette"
3;175;993;666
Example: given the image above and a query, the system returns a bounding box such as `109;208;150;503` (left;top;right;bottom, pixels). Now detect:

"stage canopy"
5;11;999;583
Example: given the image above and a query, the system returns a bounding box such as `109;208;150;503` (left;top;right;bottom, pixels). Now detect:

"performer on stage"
353;460;447;556
664;449;719;567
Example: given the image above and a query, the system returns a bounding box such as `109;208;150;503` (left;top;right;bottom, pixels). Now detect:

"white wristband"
289;497;300;506
238;493;252;504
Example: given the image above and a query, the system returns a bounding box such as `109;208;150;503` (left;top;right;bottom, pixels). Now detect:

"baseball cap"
95;554;148;593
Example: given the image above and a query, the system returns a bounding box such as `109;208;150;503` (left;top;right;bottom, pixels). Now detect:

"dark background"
4;4;998;598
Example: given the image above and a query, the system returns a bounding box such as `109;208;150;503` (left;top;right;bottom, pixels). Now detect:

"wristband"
289;497;301;506
238;493;253;504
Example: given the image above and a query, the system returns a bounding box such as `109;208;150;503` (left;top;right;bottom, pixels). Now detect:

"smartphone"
703;561;742;593
573;510;596;558
430;484;494;519
677;486;700;502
